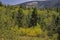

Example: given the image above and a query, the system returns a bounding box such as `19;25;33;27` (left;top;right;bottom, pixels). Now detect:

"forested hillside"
0;2;60;40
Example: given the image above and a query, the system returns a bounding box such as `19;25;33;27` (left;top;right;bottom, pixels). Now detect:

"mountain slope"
17;1;60;8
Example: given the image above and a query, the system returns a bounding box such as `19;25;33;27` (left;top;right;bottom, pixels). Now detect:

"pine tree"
16;8;24;27
29;8;37;27
0;1;3;6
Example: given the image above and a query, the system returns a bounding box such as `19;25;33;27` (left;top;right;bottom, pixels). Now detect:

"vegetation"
0;2;60;40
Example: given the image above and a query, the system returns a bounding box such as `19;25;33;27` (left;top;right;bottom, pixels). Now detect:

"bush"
19;24;44;37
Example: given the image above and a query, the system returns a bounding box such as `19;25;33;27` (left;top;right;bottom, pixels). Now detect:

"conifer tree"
29;8;37;27
0;1;3;6
16;8;24;27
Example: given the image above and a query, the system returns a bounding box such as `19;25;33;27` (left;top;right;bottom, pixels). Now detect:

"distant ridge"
16;1;60;8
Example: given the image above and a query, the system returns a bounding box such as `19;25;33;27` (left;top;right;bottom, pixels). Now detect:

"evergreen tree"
29;8;37;27
0;1;3;6
16;8;24;27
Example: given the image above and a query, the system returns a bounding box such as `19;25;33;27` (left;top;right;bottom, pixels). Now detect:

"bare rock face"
26;2;38;8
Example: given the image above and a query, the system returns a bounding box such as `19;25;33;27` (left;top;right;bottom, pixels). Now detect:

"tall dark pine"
17;8;23;27
55;16;60;26
29;8;37;27
0;1;3;6
55;16;60;40
57;27;60;40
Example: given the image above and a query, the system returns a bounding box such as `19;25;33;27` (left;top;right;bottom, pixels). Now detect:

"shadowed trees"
29;8;37;27
0;1;3;6
16;8;24;27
